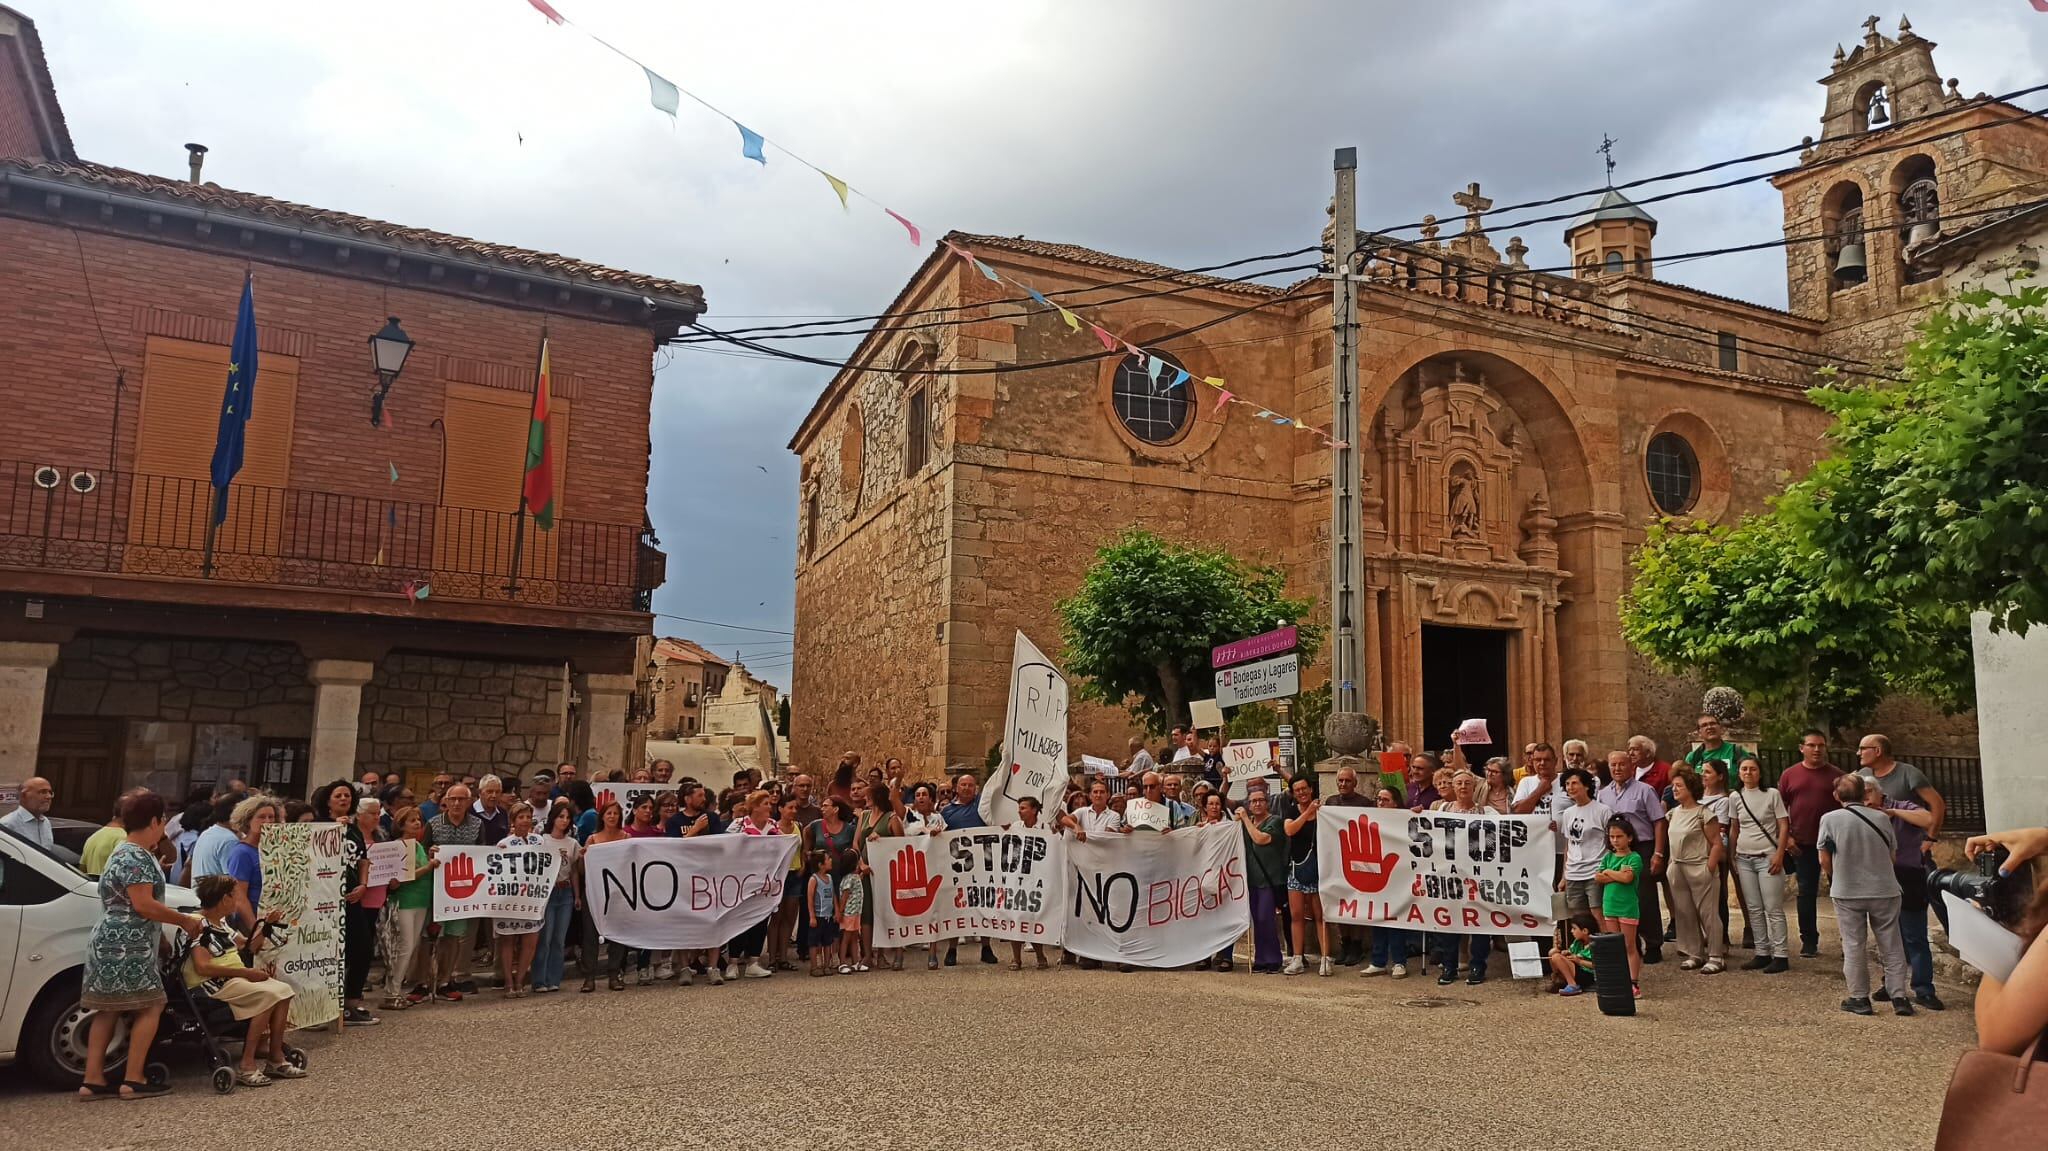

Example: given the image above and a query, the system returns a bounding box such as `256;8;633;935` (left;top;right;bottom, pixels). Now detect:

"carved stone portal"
1384;358;1524;563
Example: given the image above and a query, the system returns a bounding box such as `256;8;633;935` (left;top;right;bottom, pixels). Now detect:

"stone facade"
353;654;566;790
792;17;2028;774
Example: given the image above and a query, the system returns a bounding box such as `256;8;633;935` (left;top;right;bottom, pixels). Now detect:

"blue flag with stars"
208;274;258;525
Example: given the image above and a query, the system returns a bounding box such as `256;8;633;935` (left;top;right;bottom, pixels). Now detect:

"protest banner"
870;827;1065;947
365;838;412;886
593;781;679;816
1222;739;1278;784
1315;807;1556;936
980;631;1069;827
1065;822;1248;968
584;835;795;950
433;843;560;922
257;821;344;1029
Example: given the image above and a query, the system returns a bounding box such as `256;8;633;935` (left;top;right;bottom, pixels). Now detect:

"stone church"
788;17;2045;774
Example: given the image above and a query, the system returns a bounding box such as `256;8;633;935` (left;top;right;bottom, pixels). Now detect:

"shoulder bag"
1936;1034;2048;1150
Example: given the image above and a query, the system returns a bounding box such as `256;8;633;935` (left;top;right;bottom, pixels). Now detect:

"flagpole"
505;323;548;598
202;484;221;577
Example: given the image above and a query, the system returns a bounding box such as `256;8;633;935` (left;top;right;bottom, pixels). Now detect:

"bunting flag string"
513;0;1339;445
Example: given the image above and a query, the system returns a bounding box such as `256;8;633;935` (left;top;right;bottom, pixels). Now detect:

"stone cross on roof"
1453;182;1492;235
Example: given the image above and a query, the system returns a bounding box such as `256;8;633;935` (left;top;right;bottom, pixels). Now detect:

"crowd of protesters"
0;713;1977;1099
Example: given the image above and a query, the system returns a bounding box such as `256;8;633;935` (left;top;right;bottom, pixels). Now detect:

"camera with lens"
1929;846;2032;926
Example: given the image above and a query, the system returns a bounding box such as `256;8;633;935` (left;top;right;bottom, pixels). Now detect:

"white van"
0;822;200;1088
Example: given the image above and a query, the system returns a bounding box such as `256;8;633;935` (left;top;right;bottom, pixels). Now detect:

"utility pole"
1323;147;1368;759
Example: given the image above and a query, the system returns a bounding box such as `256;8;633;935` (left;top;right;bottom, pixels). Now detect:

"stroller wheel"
283;1046;308;1070
212;1066;236;1094
145;1061;171;1087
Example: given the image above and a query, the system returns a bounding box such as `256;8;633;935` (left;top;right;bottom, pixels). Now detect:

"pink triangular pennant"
887;210;922;247
526;0;566;23
1213;389;1234;414
1093;326;1117;351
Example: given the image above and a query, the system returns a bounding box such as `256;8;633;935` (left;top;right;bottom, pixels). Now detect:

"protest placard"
980;631;1069;827
1315;807;1556;936
257;821;344;1029
432;843;559;923
593;781;679;816
1065;822;1248;968
583;835;795;950
869;827;1065;947
1221;739;1279;784
365;838;412;886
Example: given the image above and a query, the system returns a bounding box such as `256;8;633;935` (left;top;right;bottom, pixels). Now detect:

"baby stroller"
154;921;309;1094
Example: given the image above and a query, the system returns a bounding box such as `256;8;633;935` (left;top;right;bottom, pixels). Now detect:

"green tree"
1056;529;1321;735
1621;514;1969;735
1784;281;2048;634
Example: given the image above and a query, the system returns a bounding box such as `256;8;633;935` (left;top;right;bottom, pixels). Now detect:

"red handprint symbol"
888;844;944;917
442;852;484;901
1338;815;1403;894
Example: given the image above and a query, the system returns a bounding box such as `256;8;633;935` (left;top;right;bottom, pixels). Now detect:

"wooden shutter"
435;381;569;593
128;337;298;579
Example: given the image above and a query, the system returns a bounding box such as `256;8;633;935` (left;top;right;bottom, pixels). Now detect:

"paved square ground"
0;944;1973;1151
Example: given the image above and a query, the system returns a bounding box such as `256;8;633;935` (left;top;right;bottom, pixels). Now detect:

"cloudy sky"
31;1;2047;686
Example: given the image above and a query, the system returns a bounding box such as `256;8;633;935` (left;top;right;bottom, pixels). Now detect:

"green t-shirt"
1242;814;1289;890
1683;742;1750;778
392;841;432;910
1567;938;1595;970
80;824;126;876
1600;850;1643;920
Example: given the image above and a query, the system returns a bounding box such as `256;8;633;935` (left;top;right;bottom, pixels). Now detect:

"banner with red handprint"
1316;808;1556;936
432;844;561;922
868;827;1066;947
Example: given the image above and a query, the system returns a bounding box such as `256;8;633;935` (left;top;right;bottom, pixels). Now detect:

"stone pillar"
0;641;61;784
306;659;375;797
1972;612;2048;832
577;673;637;782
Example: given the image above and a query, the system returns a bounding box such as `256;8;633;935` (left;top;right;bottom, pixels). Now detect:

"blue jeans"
532;885;575;989
1896;865;1935;997
1371;927;1418;967
1248;886;1282;969
1430;931;1489;975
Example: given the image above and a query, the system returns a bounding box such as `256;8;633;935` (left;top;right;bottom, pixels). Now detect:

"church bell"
1833;241;1868;283
1906;221;1940;248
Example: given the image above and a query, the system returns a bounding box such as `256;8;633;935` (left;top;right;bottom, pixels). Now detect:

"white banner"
868;828;1065;947
980;631;1069;828
1315;807;1555;936
584;835;796;950
1222;739;1278;784
593;782;679;815
257;822;344;1030
431;844;560;922
1065;822;1248;968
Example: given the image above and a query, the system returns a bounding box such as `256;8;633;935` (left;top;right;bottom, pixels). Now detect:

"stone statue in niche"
1448;463;1482;540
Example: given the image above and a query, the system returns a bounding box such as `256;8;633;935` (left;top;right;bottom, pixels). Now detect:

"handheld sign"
1452;718;1492;745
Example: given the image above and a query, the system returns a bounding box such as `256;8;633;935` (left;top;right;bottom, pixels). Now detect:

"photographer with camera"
1960;827;2048;1056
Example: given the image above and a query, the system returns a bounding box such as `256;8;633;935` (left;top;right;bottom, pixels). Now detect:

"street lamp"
367;316;414;427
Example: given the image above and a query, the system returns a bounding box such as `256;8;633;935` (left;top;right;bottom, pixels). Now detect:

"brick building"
0;7;701;815
790;17;2044;774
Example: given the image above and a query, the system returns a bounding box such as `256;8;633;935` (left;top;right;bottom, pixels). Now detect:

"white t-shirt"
542;831;579;879
1170;746;1200;764
1727;787;1788;856
1512;774;1568;823
1072;806;1125;838
1558;799;1614;881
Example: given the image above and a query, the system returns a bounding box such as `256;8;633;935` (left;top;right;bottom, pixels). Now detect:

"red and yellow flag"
522;339;556;531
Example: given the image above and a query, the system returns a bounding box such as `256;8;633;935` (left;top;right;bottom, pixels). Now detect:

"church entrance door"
1420;623;1509;766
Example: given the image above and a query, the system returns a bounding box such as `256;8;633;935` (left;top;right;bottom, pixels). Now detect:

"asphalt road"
0;948;1974;1151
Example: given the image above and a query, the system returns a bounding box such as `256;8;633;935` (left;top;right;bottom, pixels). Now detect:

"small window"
904;387;929;475
804;492;818;557
1603;251;1625;274
1717;332;1738;372
1645;432;1699;516
838;405;864;507
1111;348;1192;445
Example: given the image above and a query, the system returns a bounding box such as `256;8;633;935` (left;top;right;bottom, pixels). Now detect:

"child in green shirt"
1596;818;1644;998
1547;914;1601;996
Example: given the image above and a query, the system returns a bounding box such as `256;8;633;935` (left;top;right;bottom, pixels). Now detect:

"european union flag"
208;275;258;525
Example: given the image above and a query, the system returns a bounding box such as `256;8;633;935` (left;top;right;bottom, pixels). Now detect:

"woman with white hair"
341;795;391;1026
225;794;285;931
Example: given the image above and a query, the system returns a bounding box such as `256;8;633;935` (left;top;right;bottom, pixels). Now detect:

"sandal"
77;1080;120;1102
235;1069;274;1088
1700;960;1725;975
1679;958;1700;971
838;964;854;975
1008;960;1023;971
119;1080;171;1100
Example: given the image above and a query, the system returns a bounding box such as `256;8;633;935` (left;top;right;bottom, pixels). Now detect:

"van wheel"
20;974;125;1091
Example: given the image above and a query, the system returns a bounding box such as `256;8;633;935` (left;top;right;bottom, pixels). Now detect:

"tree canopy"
1056;529;1320;735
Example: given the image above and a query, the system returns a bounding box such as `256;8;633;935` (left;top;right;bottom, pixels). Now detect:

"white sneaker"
709;967;724;986
1390;963;1409;979
1318;957;1333;977
743;962;773;979
723;963;740;982
1360;963;1388;977
653;962;675;981
1282;955;1305;976
677;970;692;987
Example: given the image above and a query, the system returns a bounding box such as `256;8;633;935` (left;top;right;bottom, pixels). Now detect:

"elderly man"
1124;772;1173;832
1126;736;1157;781
1511;743;1562;819
1599;750;1668;965
473;774;510;844
1818;775;1916;1016
1856;733;1947;1011
423;784;483;1000
525;772;556;817
0;776;55;848
1161;773;1197;825
1324;767;1373;965
651;758;675;785
1627;735;1672;795
1560;739;1597;785
941;773;998;966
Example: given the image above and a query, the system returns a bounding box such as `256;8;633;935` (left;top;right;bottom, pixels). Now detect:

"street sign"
1214;651;1300;707
1212;625;1298;670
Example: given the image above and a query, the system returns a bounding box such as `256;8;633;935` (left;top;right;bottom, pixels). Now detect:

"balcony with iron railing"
0;460;662;614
